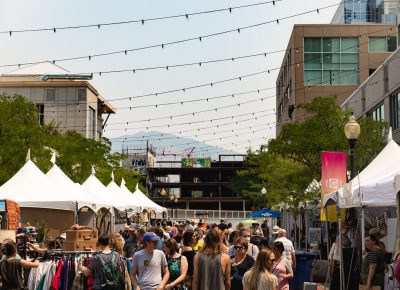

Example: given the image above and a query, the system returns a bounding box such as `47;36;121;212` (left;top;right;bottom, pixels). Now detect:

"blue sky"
0;0;338;155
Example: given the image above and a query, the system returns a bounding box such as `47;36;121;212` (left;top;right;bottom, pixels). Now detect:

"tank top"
198;252;225;290
0;258;24;289
182;250;195;276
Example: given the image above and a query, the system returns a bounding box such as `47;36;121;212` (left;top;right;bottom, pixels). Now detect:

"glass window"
323;53;340;70
369;37;397;52
388;37;397;51
341;38;359;52
391;92;400;129
304;71;322;86
304;37;359;86
340;70;359;84
369;103;385;121
89;107;96;140
304;53;322;69
36;104;44;125
323;38;340;52
304;38;321;52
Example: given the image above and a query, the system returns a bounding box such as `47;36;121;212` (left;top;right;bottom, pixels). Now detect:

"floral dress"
167;256;184;289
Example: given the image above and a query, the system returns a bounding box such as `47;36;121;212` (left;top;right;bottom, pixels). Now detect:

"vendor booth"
0;158;77;237
322;133;400;290
46;161;110;229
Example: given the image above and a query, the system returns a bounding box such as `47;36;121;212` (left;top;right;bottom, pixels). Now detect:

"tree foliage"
232;96;388;209
0;94;145;192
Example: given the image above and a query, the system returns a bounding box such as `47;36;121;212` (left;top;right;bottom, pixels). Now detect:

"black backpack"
98;252;121;290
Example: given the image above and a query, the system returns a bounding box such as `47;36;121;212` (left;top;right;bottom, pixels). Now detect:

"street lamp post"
261;187;267;209
344;115;361;180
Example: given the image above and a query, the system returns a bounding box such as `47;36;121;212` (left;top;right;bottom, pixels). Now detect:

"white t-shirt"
132;249;167;290
275;237;295;265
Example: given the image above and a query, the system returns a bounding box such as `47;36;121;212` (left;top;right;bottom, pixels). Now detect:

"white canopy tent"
323;138;400;208
132;183;166;214
106;173;142;211
82;168;127;211
46;162;109;212
0;159;76;211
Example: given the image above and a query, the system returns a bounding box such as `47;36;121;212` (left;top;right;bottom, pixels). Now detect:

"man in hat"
218;219;228;231
252;222;263;237
131;232;170;290
268;225;281;248
123;224;141;258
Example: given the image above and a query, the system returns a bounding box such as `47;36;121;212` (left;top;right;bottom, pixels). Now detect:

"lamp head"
169;194;175;201
261;187;267;195
344;115;361;140
160;188;167;196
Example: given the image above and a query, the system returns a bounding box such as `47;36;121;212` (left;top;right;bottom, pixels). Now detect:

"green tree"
0;94;145;193
0;95;53;184
232;96;388;209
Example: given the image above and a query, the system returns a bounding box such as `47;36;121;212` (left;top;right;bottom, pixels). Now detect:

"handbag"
358;285;381;290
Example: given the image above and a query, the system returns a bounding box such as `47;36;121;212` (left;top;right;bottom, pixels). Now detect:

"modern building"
341;46;400;141
331;0;400;24
148;155;251;211
0;62;115;140
275;24;397;134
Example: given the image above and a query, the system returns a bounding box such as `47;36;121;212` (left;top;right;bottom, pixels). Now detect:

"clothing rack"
46;250;98;255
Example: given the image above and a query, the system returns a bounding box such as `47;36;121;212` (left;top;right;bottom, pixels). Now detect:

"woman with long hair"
243;249;278;290
164;238;188;290
192;228;231;290
182;230;196;289
272;241;292;290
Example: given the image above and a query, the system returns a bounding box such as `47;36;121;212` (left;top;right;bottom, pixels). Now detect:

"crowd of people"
0;219;296;290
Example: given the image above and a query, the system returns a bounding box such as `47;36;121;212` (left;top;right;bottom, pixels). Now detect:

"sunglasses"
269;259;276;263
234;246;244;249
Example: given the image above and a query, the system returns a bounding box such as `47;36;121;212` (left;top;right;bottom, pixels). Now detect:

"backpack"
99;252;121;290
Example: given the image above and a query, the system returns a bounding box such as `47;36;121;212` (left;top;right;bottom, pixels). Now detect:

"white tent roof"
323;139;400;208
46;164;109;211
130;184;166;213
106;180;142;210
0;160;76;211
82;174;126;211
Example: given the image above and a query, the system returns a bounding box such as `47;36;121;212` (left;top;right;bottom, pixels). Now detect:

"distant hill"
109;131;242;160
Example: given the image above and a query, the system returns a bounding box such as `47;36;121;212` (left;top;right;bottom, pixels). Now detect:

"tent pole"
338;207;344;290
325;207;330;257
361;207;365;252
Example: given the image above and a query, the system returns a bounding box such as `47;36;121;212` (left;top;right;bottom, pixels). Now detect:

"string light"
1;1;280;36
0;2;342;69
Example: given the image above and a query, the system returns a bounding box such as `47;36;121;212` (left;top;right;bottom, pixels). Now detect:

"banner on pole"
320;151;347;221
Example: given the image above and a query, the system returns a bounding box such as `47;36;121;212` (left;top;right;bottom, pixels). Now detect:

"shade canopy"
106;180;142;210
323;139;400;208
0;160;76;211
127;183;166;213
248;209;280;218
46;164;108;211
82;174;126;211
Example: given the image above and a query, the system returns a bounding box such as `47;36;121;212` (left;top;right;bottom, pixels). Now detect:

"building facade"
342;47;400;142
148;155;250;211
0;62;115;141
331;0;400;24
276;24;396;134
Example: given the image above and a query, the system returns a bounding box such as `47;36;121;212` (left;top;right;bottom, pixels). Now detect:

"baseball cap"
143;232;160;242
272;226;281;235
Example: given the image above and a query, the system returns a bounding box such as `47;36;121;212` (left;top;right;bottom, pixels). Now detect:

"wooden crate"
63;240;97;252
65;229;98;241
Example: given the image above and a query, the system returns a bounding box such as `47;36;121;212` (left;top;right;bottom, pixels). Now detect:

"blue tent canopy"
247;209;280;218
